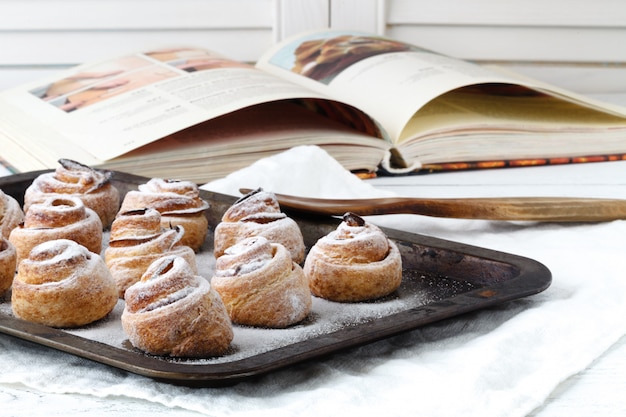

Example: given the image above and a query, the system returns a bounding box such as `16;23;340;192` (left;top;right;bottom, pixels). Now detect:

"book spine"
420;154;626;173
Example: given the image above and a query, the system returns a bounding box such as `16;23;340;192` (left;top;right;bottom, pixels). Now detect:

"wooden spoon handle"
239;189;626;221
373;196;626;221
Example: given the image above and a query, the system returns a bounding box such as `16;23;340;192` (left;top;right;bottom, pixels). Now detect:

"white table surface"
369;160;626;417
1;91;625;416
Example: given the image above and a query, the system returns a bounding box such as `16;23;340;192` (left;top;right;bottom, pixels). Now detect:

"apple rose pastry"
11;239;117;328
122;255;233;358
23;159;120;228
214;188;305;264
119;178;209;251
212;236;311;328
0;237;17;295
0;189;24;239
105;208;197;298
303;212;402;302
9;196;102;265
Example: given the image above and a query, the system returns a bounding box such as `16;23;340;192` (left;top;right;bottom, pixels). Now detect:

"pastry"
119;178;209;251
9;196;102;264
11;239;117;328
122;255;233;358
212;236;311;328
0;237;17;295
303;212;402;302
214;188;305;264
0;189;24;239
105;207;197;297
23;159;120;228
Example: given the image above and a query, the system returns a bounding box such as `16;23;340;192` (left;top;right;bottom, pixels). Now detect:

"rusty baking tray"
0;170;551;386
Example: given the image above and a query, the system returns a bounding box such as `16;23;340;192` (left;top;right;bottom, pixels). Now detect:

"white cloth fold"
2;145;625;417
203;145;395;198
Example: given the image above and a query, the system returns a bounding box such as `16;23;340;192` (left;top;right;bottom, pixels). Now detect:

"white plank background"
1;0;625;93
331;0;626;93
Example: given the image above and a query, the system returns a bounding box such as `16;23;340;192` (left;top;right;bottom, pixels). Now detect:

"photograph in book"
268;32;424;84
1;29;626;184
29;49;252;114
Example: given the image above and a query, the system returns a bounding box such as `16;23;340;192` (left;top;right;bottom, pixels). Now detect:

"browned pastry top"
121;178;209;215
0;189;25;239
24;159;120;228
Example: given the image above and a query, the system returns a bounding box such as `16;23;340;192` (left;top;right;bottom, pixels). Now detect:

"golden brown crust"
212;236;311;328
0;237;17;295
105;208;197;298
23;159;120;228
9;196;102;265
303;213;402;302
11;239;117;328
0;189;24;240
119;178;209;251
122;255;233;357
214;188;305;264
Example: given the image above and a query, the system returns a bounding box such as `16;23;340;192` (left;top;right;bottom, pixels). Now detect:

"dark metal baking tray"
0;170;551;386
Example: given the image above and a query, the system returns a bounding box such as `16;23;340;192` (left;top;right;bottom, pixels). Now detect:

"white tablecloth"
2;145;625;417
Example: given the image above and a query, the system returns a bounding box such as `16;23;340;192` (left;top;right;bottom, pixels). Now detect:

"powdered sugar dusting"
141;286;195;312
1;256;475;366
45;269;470;364
0;232;477;366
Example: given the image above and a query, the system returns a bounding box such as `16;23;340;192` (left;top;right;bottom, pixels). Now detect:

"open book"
2;29;626;183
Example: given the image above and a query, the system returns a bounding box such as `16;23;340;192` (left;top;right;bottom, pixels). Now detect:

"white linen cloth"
1;145;626;417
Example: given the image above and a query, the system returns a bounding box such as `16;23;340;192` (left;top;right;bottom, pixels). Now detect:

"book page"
103;101;389;183
256;30;525;142
397;86;626;165
258;29;626;146
0;47;327;164
483;65;626;118
401;86;626;143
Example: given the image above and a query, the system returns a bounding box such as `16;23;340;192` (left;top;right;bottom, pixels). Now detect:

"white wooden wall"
1;0;625;93
328;0;626;94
